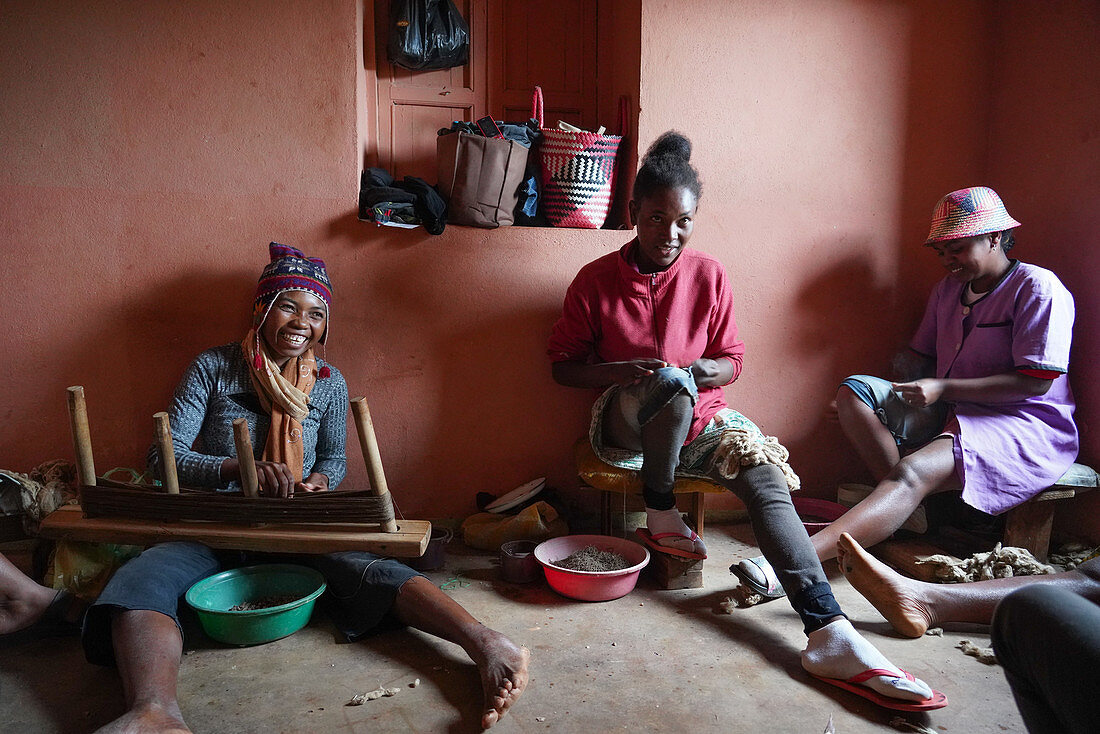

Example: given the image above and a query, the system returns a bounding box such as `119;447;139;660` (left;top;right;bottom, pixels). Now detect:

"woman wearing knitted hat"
735;187;1077;592
0;243;528;732
157;241;342;498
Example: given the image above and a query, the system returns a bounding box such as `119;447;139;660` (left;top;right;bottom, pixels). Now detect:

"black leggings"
604;383;844;634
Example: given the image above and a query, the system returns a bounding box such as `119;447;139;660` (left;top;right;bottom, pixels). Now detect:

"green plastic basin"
185;564;326;646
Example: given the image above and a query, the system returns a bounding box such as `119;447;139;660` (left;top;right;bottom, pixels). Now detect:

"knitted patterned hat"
252;242;332;375
925;187;1021;244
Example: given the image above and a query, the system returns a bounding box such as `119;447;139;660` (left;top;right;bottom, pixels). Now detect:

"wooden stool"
573;438;726;536
649;552;706;589
1003;462;1098;562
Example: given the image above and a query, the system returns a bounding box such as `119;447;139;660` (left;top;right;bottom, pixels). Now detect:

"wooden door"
487;0;598;128
373;0;487;180
371;1;618;183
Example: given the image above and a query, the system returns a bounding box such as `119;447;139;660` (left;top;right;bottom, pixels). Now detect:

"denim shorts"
614;366;699;432
83;542;422;666
840;374;949;449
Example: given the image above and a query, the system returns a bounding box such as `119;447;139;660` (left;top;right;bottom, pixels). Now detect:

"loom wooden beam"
232;418;260;498
39;504;430;556
153;412;180;495
66;386;97;487
350;397;399;533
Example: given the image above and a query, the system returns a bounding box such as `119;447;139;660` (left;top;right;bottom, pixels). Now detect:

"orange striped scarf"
240;331;317;482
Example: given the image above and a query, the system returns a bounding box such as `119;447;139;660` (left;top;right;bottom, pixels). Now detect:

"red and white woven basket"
534;87;624;229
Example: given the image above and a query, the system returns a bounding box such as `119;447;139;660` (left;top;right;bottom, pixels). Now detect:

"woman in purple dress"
735;186;1077;597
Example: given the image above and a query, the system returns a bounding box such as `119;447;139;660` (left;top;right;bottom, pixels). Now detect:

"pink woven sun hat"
925;186;1021;244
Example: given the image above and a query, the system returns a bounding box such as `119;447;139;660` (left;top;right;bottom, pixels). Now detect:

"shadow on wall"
886;0;993;374
440;308;586;503
57;272;251;475
369;290;588;514
325;207;594;515
783;251;899;494
775;0;1002;495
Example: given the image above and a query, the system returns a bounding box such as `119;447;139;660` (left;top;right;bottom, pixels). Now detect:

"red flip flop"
635;528;707;560
809;668;948;711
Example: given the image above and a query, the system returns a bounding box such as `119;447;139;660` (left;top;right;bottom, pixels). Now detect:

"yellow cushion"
574;438;725;495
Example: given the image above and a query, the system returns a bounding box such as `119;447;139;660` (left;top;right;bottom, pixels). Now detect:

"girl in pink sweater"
548;131;945;711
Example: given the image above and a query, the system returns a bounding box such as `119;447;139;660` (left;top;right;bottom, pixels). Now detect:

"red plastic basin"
533;534;650;602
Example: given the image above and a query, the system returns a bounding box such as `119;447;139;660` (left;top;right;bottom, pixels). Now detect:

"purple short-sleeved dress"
910;261;1077;515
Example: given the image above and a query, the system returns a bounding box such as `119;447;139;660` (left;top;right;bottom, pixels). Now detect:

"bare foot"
0;554;63;634
94;702;190;733
469;627;530;729
837;532;934;638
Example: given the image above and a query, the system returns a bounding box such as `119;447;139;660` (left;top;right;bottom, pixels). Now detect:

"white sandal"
730;555;786;599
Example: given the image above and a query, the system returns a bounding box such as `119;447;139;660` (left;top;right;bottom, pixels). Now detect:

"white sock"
645;507;707;556
801;618;934;702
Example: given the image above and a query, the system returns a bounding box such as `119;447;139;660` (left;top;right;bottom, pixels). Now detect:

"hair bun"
645;131;691;163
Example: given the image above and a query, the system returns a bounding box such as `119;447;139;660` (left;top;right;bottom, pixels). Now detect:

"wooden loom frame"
38;387;430;557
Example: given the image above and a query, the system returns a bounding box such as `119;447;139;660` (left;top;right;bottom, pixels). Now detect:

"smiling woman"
65;239;534;731
147;242;345;499
260;292;328;367
803;187;1080;572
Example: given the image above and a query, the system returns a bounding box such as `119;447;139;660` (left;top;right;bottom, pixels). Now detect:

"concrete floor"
1;522;1025;734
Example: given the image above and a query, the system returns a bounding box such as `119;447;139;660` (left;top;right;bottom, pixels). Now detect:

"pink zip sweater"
548;241;745;444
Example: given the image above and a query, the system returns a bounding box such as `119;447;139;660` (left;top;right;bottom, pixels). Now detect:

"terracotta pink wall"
985;2;1100;539
0;0;361;487
2;1;1097;526
636;0;995;508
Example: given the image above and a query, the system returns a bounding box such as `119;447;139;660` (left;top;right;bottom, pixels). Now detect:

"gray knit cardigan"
147;343;348;491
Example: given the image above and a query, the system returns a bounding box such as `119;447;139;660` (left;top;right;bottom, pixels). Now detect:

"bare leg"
392;576;529;730
0;552;71;634
836;386;900;481
812;438;956;562
837;532;1100;637
96;609;190;733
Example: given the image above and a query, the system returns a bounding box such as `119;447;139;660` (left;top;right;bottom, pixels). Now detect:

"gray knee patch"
636;367;698;426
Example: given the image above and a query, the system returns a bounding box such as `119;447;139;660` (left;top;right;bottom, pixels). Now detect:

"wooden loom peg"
351;397;399;533
66;386;97;487
232;418;260;498
153;412;180;494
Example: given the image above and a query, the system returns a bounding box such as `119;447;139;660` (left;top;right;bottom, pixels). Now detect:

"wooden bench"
1003;462;1098;562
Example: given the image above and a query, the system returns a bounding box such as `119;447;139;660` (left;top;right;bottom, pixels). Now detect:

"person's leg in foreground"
83;542;221;734
992;585;1100;734
837;532;1100;637
315;552;529;730
100;609;192;733
721;463;940;707
0;552;86;634
392;576;530;729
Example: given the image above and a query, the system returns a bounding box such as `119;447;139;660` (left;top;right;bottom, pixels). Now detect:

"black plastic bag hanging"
387;0;469;71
